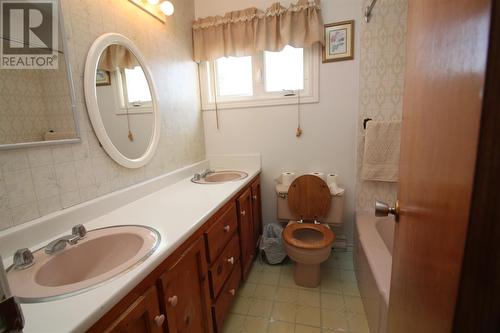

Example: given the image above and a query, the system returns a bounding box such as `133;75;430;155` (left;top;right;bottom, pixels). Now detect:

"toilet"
278;175;343;287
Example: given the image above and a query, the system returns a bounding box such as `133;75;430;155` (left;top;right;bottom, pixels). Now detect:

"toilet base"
293;262;321;288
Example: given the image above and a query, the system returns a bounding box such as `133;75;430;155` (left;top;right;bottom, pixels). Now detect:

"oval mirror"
84;33;160;168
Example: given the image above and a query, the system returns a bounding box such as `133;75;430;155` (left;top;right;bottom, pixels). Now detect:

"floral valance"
192;0;324;62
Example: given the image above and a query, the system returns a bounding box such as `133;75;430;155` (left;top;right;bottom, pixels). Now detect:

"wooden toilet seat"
287;175;331;221
283;223;335;249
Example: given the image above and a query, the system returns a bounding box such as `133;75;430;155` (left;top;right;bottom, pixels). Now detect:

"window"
215;56;253;96
200;45;319;110
116;66;152;110
264;46;304;92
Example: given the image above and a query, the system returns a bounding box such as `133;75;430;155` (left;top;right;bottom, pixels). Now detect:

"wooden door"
251;178;262;248
387;0;491;332
160;238;212;333
237;188;254;280
104;286;163;333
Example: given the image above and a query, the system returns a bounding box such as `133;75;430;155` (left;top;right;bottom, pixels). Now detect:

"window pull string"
210;62;220;130
296;90;302;137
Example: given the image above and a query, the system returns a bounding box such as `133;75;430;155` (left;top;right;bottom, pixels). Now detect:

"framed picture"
96;69;111;86
323;20;354;63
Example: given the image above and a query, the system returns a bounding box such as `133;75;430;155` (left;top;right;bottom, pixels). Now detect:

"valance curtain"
98;45;139;72
192;0;324;62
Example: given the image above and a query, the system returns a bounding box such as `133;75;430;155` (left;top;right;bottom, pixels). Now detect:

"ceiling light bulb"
159;1;174;16
147;0;160;4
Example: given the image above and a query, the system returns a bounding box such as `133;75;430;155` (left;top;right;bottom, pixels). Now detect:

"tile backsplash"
356;0;408;211
0;0;205;230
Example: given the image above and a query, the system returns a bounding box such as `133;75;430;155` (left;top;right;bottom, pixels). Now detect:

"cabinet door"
160;238;212;333
251;178;262;248
237;188;254;280
104;286;164;333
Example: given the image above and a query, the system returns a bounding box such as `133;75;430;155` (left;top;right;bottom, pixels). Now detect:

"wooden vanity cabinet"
251;177;263;248
88;174;262;333
100;286;163;333
237;188;255;280
159;238;212;333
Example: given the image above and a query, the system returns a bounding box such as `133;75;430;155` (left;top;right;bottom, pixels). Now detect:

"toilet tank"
276;184;345;226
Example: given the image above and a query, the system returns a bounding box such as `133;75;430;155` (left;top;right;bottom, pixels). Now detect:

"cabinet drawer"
209;234;241;298
212;261;241;333
205;202;238;263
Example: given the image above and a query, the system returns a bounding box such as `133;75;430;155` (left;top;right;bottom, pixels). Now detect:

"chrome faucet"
192;169;214;181
45;224;87;255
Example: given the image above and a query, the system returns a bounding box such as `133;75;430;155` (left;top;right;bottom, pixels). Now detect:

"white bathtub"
354;212;395;333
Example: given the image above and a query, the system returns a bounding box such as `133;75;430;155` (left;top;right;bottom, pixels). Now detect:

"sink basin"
192;170;248;184
7;225;160;303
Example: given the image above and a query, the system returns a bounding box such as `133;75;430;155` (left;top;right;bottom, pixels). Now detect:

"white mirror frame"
84;33;161;169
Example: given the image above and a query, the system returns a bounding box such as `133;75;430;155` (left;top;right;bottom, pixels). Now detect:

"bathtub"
354;212;395;333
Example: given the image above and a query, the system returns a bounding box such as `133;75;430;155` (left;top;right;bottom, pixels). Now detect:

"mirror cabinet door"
0;1;79;149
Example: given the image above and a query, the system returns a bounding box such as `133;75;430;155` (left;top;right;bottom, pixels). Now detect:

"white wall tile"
11;202;40;226
31;166;59;200
4;170;36;208
37;196;62;216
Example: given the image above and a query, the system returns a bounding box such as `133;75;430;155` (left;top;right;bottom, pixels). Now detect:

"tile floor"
223;250;369;333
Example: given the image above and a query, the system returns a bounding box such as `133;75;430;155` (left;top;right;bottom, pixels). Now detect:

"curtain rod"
364;0;379;23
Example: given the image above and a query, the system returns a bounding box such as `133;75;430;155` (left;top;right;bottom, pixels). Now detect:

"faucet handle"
72;224;87;238
13;248;34;270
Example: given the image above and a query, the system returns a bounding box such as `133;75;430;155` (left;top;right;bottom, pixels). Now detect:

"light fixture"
159;1;174;16
128;0;174;23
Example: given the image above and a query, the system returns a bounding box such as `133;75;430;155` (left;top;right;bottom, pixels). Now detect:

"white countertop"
3;161;260;332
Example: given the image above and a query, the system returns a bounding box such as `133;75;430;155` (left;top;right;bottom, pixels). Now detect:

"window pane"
215;56;253;96
124;66;152;104
264;46;304;92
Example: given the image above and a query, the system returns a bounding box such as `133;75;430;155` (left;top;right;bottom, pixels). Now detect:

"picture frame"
96;69;111;86
323;20;355;63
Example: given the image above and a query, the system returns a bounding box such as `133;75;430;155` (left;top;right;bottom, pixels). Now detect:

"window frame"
199;45;320;110
113;67;153;115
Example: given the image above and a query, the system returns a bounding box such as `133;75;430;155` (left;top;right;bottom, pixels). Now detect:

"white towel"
361;121;401;182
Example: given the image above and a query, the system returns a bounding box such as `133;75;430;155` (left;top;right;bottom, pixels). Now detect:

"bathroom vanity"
87;174;262;333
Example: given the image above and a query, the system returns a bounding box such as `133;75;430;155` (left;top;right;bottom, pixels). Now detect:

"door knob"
168;295;178;307
223;225;230;232
241;210;246;216
375;200;400;222
154;314;165;327
227;257;235;265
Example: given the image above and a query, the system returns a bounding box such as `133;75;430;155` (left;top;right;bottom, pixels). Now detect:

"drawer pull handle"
241;210;246;216
154;314;165;327
227;257;235;265
168;295;178;307
223;225;230;232
253;195;258;200
229;289;236;296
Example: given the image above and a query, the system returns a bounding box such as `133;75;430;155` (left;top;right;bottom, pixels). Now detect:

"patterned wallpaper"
0;0;205;230
356;0;408;211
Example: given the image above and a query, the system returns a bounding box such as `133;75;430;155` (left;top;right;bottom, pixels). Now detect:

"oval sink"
192;170;248;184
7;225;160;303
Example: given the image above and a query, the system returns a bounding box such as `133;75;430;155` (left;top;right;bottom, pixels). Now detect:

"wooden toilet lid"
287;175;331;220
283;223;335;249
